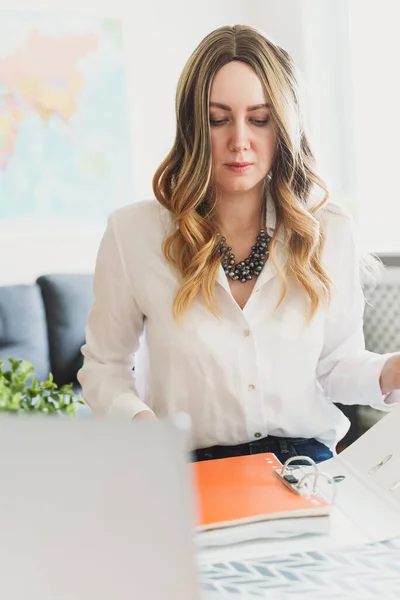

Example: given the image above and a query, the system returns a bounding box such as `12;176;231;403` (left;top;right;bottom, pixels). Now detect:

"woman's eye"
209;117;270;127
251;118;270;126
210;119;227;126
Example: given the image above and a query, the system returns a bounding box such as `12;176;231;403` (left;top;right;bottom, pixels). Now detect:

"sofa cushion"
36;274;93;387
363;266;400;353
0;284;50;382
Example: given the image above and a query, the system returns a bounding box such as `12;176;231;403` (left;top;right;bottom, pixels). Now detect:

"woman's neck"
216;190;264;239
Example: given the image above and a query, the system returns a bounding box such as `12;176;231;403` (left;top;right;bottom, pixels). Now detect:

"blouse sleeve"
316;209;400;409
77;212;152;419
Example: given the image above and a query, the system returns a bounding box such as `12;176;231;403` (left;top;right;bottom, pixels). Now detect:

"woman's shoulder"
108;199;173;242
319;200;352;219
110;199;171;229
105;200;174;259
318;200;355;237
307;185;354;234
318;201;360;270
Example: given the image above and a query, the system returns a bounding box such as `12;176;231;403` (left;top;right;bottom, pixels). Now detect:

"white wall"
0;1;345;284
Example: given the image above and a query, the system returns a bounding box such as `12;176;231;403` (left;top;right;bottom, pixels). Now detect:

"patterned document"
200;537;400;599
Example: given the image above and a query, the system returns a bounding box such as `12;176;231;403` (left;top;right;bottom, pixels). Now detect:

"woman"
78;24;400;464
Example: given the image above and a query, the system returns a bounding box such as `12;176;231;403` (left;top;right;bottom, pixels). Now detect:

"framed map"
0;11;133;225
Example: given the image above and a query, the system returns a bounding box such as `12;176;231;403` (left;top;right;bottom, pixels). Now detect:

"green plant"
0;358;85;416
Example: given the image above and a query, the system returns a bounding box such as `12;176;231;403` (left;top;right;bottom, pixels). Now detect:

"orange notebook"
192;452;332;531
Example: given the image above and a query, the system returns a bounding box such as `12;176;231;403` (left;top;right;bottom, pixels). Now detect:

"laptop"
0;414;205;600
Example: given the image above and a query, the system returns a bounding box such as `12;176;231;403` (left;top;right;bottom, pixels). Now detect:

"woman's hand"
380;354;400;394
133;410;157;420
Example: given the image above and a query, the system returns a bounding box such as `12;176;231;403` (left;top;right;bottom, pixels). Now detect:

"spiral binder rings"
275;455;338;503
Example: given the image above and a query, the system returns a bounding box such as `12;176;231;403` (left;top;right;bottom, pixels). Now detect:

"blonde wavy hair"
153;24;332;321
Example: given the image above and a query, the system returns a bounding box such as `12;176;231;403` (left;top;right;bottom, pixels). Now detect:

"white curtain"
349;0;400;253
300;0;400;254
300;0;357;214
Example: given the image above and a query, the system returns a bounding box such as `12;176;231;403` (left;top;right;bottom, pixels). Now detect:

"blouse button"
248;384;256;391
254;432;262;438
244;329;250;337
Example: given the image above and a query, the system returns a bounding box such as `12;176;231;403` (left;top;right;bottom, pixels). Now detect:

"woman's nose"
229;122;250;152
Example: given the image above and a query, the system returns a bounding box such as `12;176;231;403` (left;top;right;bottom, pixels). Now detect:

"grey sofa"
0;274;94;395
358;265;400;434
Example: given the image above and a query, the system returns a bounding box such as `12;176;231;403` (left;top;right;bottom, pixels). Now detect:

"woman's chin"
218;181;260;195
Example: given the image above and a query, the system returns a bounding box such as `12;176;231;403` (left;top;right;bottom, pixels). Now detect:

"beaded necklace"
218;229;271;283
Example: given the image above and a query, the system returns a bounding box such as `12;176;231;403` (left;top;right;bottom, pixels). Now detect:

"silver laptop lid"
0;415;201;600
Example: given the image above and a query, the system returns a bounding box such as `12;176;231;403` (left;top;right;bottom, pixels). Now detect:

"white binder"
319;403;400;542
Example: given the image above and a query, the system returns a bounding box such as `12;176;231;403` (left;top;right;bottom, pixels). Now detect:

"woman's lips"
224;163;253;173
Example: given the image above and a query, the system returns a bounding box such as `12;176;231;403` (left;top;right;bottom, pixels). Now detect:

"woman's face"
208;61;278;196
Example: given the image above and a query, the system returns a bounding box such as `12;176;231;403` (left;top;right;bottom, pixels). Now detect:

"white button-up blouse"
78;191;399;451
